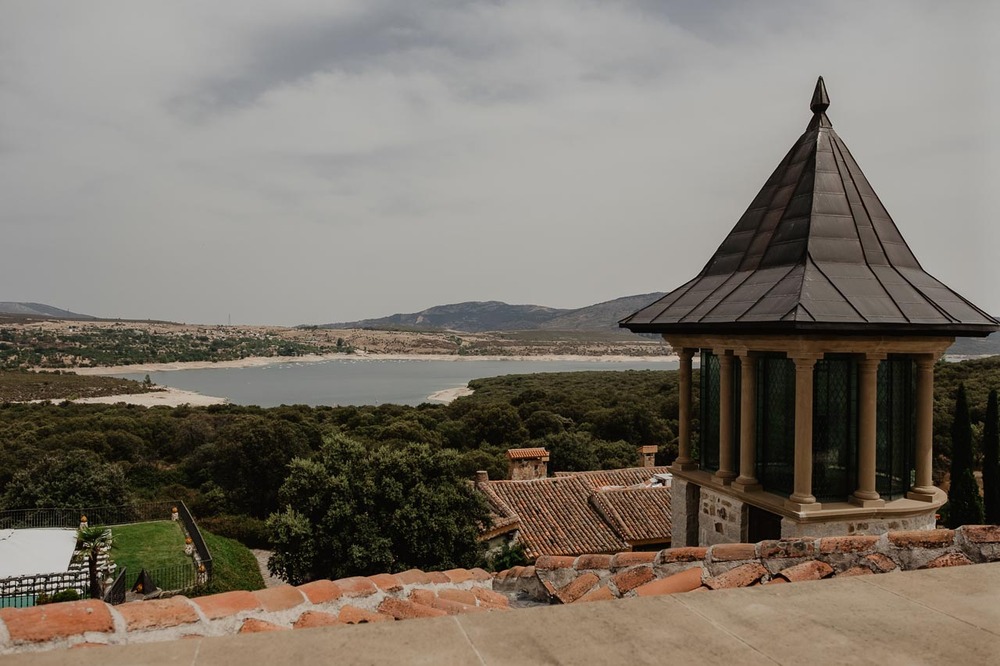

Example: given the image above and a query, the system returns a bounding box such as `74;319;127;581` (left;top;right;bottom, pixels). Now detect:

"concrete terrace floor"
7;562;1000;665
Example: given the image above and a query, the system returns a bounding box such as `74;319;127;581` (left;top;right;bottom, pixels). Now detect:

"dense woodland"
1;357;998;581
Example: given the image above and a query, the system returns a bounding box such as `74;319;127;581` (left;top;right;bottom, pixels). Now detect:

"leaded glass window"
812;356;858;501
700;350;720;471
876;357;915;499
756;355;795;496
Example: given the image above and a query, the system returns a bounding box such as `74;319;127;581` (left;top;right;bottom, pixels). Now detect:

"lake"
117;358;678;407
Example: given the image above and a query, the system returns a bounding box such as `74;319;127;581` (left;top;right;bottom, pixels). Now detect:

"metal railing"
0;501;178;530
103;566;127;605
0;500;213;605
0;570;90;609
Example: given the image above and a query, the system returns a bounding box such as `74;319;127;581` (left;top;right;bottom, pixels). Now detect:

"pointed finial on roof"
810;76;830;113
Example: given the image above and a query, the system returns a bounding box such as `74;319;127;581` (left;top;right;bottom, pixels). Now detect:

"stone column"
908;355;938;501
673;348;698;471
714;352;737;484
786;354;821;511
851;355;885;507
733;352;760;492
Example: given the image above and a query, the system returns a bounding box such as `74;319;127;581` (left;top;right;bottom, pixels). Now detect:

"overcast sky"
2;1;997;325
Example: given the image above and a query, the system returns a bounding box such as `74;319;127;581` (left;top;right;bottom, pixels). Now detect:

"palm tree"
76;525;112;599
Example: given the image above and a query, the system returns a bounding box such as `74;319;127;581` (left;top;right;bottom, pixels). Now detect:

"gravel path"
251;549;285;588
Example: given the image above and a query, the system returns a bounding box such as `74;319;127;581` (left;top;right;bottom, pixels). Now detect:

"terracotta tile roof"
505;448;549;460
476;467;673;557
553;466;673;488
589;487;672;543
481;476;629;557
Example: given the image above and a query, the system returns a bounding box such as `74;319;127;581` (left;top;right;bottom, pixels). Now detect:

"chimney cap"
506;447;550;461
475;470;489;482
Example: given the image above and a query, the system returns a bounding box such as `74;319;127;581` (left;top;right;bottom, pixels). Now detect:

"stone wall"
0;567;506;656
780;511;937;538
698;487;746;545
494;525;1000;605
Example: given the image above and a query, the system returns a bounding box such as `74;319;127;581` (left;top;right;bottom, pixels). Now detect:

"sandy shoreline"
426;386;475;403
68;352;680;376
32;386;228;408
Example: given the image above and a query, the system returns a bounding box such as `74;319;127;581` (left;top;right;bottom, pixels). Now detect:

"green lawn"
195;530;265;595
110;521;191;577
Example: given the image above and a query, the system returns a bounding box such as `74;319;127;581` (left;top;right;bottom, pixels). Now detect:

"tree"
0;449;131;510
983;389;1000;524
76;525;112;599
267;435;489;584
947;384;985;527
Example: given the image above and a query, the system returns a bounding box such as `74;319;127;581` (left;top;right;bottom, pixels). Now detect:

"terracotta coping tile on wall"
378;598;448;620
962;525;1000;543
575;586;616;604
333;576;379;598
503;566;524;579
239;619;288;634
368;573;403;593
396;569;432;586
556;572;600;604
535;555;577;570
437;589;478;606
819;535;879;554
297;580;343;604
865;553;898;573
422;596;485;616
338;606;393;624
292;611;343;630
575;554;613;570
774;560;834;583
709;543;757;562
409;589;436;606
763;577;788;585
443;569;474;584
633;567;704;597
0;600;115;643
657;547;708;564
469;568;493;581
887;529;955;549
116;596;200;632
472;587;511;608
517;566;537;579
703;562;767;590
758;538;817;559
921;552;974;569
611;552;657;569
193;590;260;620
426;571;451;584
610;566;655;595
253;586;307;612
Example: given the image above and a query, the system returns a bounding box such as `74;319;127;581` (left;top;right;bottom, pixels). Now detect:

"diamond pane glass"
700;350;720;471
812;356;857;501
756;355;795;496
876;357;915;499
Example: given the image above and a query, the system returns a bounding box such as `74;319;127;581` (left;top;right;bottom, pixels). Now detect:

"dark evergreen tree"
982;389;1000;524
947;384;985;527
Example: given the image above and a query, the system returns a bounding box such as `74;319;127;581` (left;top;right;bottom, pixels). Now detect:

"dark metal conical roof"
621;78;998;336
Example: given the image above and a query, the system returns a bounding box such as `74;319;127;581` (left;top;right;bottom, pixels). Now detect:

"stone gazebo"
621;78;998;545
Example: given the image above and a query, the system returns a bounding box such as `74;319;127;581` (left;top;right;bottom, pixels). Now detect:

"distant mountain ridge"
321;293;668;333
0;302;93;320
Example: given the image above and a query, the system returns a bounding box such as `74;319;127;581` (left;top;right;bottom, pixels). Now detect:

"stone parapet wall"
494;525;1000;604
0;568;505;656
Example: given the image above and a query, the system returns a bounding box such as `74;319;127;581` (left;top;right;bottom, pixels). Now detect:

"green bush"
36;589;81;605
198;514;270;549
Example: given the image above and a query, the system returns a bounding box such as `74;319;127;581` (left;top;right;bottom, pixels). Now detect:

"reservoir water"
117;358;678;407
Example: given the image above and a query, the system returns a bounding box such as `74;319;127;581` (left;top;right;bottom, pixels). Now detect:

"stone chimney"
475;470;489;483
506;448;550;481
637;445;657;468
